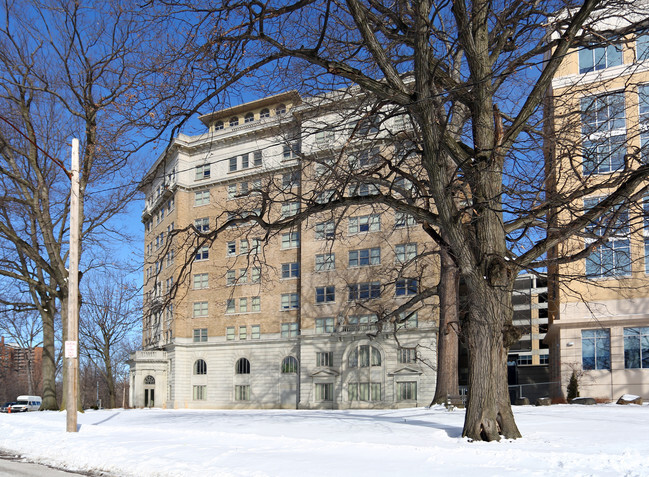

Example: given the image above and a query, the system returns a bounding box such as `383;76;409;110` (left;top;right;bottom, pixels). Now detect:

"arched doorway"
144;375;155;407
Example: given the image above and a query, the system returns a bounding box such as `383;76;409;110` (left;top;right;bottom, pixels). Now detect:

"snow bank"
1;405;648;476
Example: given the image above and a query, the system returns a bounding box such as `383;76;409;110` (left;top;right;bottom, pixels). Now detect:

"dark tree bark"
431;246;460;405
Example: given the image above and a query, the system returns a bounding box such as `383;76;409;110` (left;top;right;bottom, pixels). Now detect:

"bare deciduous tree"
0;0;154;409
79;271;140;409
140;0;649;440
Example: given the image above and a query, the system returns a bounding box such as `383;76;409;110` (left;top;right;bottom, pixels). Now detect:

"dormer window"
244;112;254;123
276;104;286;115
230;116;239;127
260;108;270;118
214;120;224;130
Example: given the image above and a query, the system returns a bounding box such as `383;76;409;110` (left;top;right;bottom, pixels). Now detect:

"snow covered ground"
0;404;647;476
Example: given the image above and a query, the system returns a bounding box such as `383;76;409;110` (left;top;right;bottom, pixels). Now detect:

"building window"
581;92;626;175
396;279;418;296
253;150;263;166
397;381;417;401
282;262;300;279
229;157;237;172
281;293;299;310
194;359;207;375
316;351;333;367
396;243;417;263
236;358;250;374
315;383;333;401
239;325;247;340
281;202;300;218
238;269;248;285
239;297;248;313
195;190;210;206
579;44;623;74
316;317;334;334
281;322;299;338
349;248;380;267
281;231;300;249
195;217;209;232
315;221;335;239
316;286;335;303
347;314;378;330
227;241;236;256
348;345;381;368
395;212;416;228
226;299;235;314
251;267;261;283
227;184;237;199
214;120;224;130
348;383;381;402
244;112;254;123
517;355;533;366
251;325;260;339
584;197;630;278
315;254;335;272
193;302;208;318
226;270;236;286
241;153;250;169
624;327;649;368
582;329;611;370
283;142;300;159
251;296;261;312
315;130;335;144
348;282;381;301
195;164;211;180
229;116;239;127
260;108;270;119
539;354;549;365
193;385;206;400
283;171;300;189
226;327;235;340
276;103;286;115
398;348;416;364
235;385;250;401
193;328;207;342
315;189;335;204
349;182;379;196
281;356;298;373
348;214;381;234
397;311;418;329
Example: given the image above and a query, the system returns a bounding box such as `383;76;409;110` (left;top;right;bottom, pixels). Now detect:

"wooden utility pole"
66;138;80;432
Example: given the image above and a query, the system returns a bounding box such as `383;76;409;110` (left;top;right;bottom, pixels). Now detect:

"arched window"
194;359;207;375
229;116;239;127
348;345;381;368
260;108;270;119
275;104;286;115
236;357;250;374
281;356;298;374
144;375;155;385
244;112;254;123
214;120;224;130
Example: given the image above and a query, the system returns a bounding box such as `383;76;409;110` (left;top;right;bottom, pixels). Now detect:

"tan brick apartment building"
546;6;649;400
128;91;440;409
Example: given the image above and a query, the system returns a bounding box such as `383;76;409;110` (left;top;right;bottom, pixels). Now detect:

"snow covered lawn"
1;404;648;476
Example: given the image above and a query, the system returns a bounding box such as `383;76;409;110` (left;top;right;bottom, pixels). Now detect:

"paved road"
0;453;101;477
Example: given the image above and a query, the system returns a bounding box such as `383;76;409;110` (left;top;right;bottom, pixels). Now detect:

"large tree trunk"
462;273;521;441
431;246;460;404
41;307;57;410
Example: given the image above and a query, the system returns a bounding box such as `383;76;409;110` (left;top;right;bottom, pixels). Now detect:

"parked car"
9;395;42;412
0;402;17;413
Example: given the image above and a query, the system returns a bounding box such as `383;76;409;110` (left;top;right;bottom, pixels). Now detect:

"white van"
10;395;42;412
